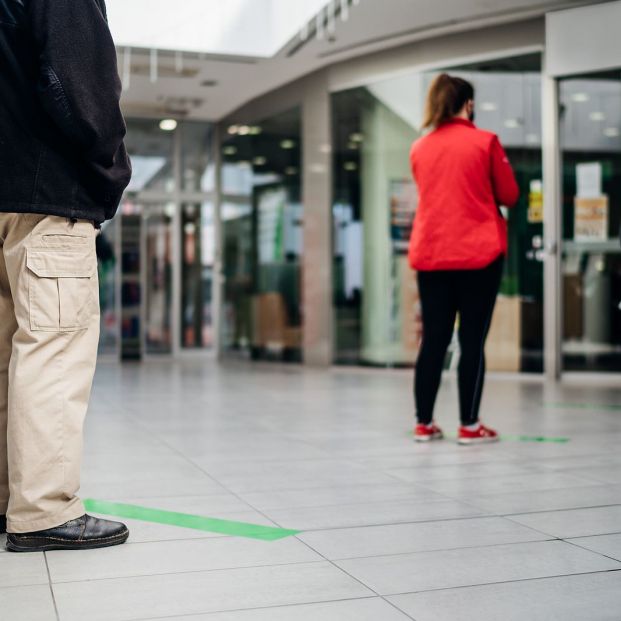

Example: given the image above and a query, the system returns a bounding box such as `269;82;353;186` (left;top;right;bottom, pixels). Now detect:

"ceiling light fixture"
223;146;237;156
604;127;619;138
237;126;250;136
504;119;521;129
285;167;298;175
281;139;296;150
159;119;177;131
253;156;267;166
481;102;498;112
349;132;364;143
249;126;262;136
228;125;240;135
344;162;358;171
590;111;605;122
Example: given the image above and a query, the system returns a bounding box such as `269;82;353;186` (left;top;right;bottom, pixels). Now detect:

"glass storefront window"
560;71;621;371
181;123;216;193
125;119;175;194
332;54;544;372
97;217;120;356
221;108;303;361
181;202;215;348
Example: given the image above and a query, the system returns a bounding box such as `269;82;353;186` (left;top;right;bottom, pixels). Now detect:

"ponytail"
422;73;474;129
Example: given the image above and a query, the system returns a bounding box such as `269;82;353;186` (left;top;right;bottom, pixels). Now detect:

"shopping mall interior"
3;1;621;619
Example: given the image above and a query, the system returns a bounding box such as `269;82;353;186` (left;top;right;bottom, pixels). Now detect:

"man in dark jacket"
0;0;132;551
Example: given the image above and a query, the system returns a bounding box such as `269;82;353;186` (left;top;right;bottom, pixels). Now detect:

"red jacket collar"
441;118;476;129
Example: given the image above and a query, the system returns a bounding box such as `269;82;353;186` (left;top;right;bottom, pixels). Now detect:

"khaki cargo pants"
0;214;99;533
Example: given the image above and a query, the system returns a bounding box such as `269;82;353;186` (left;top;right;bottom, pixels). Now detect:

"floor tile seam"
562;537;621;564
246;496;483;515
122;595;386;621
48;558;328;586
295;512;498;534
294;536;417;621
378;568;621;598
112;417;235;494
331;537;602;565
503;502;621;518
43;552;61;621
568;531;621;541
311;535;560;563
0;579;52;590
132;424;296;531
502;513;618;539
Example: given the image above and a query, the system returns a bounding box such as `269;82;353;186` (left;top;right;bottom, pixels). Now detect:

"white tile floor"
2;360;621;620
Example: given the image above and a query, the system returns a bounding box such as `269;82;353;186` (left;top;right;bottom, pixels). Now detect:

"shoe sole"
457;436;500;445
6;529;129;553
415;433;444;443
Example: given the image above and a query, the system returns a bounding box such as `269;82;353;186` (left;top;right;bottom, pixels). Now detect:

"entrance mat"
83;499;300;541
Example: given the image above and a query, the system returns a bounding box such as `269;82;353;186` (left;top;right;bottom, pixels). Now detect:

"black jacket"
0;0;131;223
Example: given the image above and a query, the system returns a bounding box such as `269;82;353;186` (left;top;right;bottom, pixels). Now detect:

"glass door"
143;204;175;355
560;70;621;371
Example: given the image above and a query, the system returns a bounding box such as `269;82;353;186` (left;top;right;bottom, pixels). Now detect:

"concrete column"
302;74;333;367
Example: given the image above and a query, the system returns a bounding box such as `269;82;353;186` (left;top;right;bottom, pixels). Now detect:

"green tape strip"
545;402;621;412
83;499;300;541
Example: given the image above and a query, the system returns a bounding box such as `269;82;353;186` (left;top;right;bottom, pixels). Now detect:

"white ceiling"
116;0;609;121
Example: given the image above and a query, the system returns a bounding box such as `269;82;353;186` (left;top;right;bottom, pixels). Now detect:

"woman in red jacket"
410;73;519;444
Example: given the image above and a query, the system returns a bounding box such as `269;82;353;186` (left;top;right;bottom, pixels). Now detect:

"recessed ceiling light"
285;167;298;175
249;126;262;135
237;126;250;136
349;133;364;143
348;142;359;150
228;125;239;135
344;161;358;171
504;119;521;129
159;119;177;131
590;111;606;122
571;93;590;103
253;156;267;166
223;146;237;155
526;133;539;143
481;102;498;112
604;127;619;138
280;139;296;150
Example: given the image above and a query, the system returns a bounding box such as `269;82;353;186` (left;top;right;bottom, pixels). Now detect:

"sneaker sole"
457;436;500;445
6;529;129;553
415;433;444;443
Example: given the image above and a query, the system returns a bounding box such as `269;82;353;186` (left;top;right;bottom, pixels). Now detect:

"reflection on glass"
125;119;175;194
145;205;174;354
221;108;303;361
181;203;215;348
97;217;119;356
181;123;216;193
560;71;621;371
332;54;544;371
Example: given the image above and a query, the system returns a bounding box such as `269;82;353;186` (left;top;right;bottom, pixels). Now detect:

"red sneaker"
414;423;444;442
458;423;499;445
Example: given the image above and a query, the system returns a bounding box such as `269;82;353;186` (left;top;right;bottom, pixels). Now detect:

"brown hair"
422;73;475;129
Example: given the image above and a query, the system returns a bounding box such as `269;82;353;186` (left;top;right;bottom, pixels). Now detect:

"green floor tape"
83;499;300;541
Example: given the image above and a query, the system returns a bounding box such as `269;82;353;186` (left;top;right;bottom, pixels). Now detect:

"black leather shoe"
6;514;129;552
0;515;5;534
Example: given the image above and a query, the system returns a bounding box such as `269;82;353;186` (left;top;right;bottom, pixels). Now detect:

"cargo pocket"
27;248;97;332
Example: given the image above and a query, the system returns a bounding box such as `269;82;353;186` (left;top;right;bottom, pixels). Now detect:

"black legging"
415;257;503;427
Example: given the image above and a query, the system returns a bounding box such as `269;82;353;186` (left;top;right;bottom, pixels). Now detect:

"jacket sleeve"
28;0;131;216
490;136;519;208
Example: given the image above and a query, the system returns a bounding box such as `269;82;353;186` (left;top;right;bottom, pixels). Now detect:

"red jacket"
408;118;519;271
